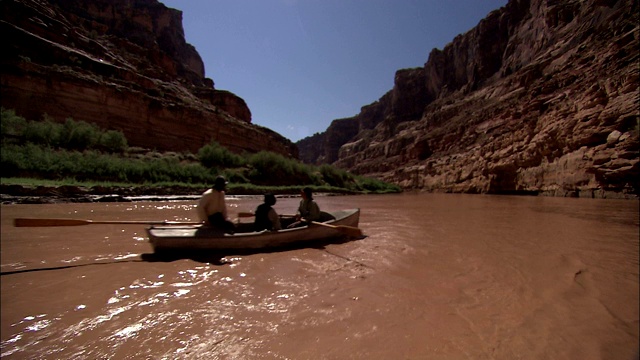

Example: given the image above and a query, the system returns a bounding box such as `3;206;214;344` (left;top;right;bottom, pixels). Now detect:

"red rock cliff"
298;0;639;198
0;0;297;157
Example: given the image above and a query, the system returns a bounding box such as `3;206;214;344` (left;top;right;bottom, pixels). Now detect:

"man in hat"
197;175;235;233
287;187;321;228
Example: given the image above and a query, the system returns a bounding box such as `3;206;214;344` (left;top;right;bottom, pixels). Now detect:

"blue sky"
160;0;508;142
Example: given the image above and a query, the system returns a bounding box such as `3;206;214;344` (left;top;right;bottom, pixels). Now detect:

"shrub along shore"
1;108;401;204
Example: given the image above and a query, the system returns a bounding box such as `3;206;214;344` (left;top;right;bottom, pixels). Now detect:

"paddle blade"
309;220;363;238
336;225;363;238
14;218;90;227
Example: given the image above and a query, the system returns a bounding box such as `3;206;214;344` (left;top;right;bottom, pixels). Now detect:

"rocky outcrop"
297;132;325;164
298;0;639;198
0;0;297;157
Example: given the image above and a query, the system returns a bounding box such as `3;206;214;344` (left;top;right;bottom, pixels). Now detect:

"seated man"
287;187;320;228
197;175;235;234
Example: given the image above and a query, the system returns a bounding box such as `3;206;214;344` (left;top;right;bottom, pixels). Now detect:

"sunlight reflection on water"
114;323;144;338
114;253;139;260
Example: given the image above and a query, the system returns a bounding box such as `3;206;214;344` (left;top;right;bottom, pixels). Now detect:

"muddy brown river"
1;193;638;359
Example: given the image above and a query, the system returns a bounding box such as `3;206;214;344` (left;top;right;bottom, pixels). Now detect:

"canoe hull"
146;209;360;252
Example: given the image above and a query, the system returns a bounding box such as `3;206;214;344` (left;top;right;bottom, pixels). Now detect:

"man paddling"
287;187;321;228
197;176;235;234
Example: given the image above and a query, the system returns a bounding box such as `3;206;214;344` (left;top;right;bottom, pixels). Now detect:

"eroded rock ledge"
297;0;639;198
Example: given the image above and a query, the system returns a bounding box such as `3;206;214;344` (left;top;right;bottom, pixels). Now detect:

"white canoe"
146;208;361;252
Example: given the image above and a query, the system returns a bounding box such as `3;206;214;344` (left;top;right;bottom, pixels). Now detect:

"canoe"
146;208;361;252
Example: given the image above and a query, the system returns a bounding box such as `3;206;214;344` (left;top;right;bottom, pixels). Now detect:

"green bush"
222;168;250;184
99;130;128;153
1;109;128;154
1;108;28;140
353;175;402;193
0;143;218;185
248;151;320;186
319;164;353;188
23;119;60;146
1;108;402;194
198;141;245;168
58;118;101;150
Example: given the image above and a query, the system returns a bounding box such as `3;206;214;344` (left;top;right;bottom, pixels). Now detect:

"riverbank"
0;184;360;204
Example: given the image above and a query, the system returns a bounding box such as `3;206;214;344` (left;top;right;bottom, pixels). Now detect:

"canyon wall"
0;0;297;157
297;0;639;198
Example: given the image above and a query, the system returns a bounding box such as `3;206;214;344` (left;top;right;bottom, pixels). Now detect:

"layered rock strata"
298;0;639;198
0;0;297;157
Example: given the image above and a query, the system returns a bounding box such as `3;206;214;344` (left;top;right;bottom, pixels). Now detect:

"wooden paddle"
14;218;202;227
307;220;363;238
238;212;295;218
238;212;362;237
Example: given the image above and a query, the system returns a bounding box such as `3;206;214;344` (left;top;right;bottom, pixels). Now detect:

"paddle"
237;212;296;218
237;212;362;237
14;218;202;227
307;220;363;238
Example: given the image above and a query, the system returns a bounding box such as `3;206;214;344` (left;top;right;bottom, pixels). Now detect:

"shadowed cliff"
0;0;298;158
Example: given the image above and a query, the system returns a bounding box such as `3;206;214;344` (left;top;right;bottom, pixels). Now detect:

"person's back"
254;203;273;231
254;193;281;231
197;188;225;222
198;176;235;234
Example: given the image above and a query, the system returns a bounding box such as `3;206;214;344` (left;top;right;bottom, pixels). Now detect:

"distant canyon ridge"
1;0;638;198
299;0;639;198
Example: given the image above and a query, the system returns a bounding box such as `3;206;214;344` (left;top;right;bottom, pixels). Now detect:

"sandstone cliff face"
298;0;639;198
0;0;297;157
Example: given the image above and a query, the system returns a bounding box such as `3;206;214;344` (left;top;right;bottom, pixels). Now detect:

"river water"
1;193;638;359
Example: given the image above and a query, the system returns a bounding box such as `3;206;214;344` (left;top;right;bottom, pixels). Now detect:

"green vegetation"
1;108;401;194
2;109;128;153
